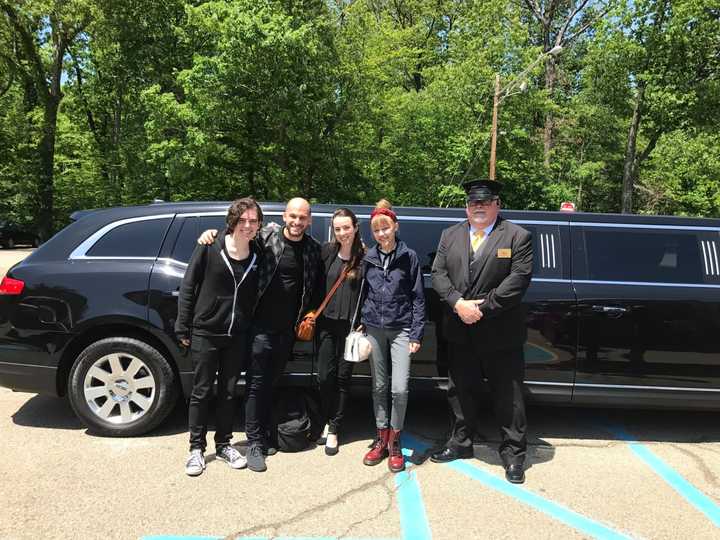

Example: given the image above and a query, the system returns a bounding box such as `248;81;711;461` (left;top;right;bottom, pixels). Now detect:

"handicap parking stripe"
608;424;720;528
395;468;432;540
402;434;631;540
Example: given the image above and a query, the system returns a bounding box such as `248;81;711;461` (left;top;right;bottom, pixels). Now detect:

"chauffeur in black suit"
430;179;533;483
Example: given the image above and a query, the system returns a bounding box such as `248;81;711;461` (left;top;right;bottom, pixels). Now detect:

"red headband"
370;207;397;222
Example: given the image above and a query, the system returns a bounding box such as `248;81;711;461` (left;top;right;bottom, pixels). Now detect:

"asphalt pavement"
2;248;720;540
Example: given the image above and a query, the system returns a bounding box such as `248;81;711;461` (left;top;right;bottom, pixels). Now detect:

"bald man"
197;198;323;471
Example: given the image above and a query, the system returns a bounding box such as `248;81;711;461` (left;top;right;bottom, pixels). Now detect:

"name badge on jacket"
497;248;512;258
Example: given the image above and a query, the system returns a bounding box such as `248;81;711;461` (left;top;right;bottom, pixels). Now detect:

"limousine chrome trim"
174;211;284;218
69;214;175;260
570;221;720;232
540;233;557;269
573;279;720;289
524;381;573;387
575;383;720;393
701;240;720;276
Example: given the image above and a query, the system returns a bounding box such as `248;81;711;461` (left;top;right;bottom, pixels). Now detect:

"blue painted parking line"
608;425;720;528
395;468;432;540
446;460;631;539
402;434;631;540
142;536;223;539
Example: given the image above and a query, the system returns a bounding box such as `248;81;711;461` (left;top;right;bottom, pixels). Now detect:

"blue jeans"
365;326;411;430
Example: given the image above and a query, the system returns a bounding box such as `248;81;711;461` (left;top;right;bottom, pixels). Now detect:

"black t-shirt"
223;246;251;282
323;255;356;321
255;236;305;331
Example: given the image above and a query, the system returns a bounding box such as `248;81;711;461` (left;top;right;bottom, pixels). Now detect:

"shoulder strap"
349;277;365;330
313;264;349;318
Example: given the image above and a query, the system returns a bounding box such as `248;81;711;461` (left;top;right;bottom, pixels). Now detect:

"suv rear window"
86;218;171;258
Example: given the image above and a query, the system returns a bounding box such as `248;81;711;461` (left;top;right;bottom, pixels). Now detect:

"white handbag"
344;329;371;362
344;278;371;362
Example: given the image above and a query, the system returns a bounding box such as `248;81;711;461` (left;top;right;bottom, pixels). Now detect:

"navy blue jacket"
361;240;426;342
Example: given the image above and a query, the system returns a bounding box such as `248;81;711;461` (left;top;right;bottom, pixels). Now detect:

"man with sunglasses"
430;179;533;483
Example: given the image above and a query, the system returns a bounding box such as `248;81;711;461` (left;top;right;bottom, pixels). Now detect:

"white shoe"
325;433;339;456
217;446;247;469
185;449;206;476
317;423;330;445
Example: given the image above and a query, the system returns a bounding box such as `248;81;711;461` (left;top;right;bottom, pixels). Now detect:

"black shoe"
505;462;525;484
430;446;473;463
247;444;267;472
263;445;278;456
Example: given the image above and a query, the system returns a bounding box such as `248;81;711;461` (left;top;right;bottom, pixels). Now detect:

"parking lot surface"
2;249;720;540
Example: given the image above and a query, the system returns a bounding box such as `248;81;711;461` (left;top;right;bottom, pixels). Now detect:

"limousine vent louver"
701;240;720;276
540;233;557;269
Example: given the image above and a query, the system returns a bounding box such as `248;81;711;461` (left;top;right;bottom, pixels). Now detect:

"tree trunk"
37;96;59;241
621;81;646;214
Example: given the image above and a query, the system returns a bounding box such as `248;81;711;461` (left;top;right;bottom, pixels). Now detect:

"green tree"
0;0;91;238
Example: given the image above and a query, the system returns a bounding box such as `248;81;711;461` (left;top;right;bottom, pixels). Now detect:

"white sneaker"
217;446;247;469
185;449;206;476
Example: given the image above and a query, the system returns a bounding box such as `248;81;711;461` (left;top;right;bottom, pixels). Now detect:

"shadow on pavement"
10;390;720;451
11;394;83;430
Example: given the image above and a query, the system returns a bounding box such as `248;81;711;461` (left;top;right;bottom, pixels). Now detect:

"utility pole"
489;74;501;181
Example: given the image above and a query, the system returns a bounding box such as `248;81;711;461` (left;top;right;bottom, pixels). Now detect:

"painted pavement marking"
402;434;632;540
607;424;720;528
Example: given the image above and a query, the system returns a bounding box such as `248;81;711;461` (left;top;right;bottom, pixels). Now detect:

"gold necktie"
471;230;486;252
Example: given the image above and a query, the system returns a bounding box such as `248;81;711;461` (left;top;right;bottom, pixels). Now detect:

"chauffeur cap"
462;179;503;202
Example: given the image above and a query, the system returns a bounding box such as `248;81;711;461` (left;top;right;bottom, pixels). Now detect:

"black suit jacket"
431;216;532;349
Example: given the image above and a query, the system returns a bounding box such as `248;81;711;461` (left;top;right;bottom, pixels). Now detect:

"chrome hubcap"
83;353;156;424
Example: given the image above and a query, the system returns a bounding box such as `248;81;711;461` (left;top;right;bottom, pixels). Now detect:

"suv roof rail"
69;209;99;222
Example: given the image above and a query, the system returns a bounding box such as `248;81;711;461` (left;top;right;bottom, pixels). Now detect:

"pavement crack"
669;444;720;493
222;469;399;540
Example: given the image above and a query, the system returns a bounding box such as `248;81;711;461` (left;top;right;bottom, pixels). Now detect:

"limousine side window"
86;217;172;258
168;212;290;265
169;217;199;264
359;219;460;273
574;226;704;284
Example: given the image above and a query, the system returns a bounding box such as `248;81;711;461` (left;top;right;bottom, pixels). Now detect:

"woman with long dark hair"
315;208;365;455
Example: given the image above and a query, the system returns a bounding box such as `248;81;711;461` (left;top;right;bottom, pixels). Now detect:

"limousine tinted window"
581;227;703;283
170;217;199;264
86;217;172;258
359;218;459;273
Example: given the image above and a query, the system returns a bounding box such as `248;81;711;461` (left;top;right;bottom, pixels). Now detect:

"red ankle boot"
363;428;389;466
387;429;405;472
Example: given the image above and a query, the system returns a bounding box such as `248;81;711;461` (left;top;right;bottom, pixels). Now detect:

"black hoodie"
175;235;260;340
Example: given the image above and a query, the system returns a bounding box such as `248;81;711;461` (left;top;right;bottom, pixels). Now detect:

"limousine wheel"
68;337;177;436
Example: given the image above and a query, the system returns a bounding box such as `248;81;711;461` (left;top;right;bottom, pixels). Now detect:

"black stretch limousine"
1;201;719;436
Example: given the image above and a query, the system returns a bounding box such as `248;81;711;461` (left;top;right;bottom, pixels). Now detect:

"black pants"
188;334;246;452
446;341;527;462
244;327;295;446
316;317;355;434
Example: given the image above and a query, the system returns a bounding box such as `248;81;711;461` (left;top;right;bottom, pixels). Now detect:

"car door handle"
591;305;628;315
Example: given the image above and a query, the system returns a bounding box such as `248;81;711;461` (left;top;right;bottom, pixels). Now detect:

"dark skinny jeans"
316;317;355;434
188;334;246;452
245;327;295;447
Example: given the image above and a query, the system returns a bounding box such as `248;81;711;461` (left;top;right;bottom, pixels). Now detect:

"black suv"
1;201;719;436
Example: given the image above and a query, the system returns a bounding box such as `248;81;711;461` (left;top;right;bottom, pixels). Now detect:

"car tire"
68;337;178;436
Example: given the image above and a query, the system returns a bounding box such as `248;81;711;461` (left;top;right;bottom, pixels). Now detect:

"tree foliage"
0;0;719;233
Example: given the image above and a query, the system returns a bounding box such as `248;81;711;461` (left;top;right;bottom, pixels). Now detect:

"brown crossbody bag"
295;264;349;341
